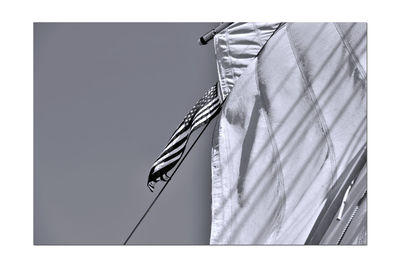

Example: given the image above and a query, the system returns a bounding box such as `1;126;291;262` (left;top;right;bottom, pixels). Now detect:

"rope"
123;118;214;245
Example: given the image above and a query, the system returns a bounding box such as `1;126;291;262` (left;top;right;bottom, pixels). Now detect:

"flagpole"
198;22;233;45
123;118;214;245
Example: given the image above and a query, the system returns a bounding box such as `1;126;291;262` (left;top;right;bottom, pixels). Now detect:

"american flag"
147;83;222;192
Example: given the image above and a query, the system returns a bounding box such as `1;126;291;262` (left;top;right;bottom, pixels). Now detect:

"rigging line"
123;117;215;245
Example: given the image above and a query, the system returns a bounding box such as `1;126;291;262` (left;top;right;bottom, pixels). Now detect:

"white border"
1;0;399;266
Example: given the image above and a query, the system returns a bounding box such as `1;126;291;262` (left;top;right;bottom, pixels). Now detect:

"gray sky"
34;23;219;244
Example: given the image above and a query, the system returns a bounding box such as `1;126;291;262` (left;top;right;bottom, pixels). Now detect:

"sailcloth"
210;23;367;244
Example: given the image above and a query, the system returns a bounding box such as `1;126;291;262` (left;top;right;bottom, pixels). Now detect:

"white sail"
210;23;367;244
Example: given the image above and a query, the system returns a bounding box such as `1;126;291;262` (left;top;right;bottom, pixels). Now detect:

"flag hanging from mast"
147;83;222;192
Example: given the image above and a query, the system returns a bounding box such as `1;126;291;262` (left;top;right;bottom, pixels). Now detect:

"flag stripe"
153;138;187;166
193;98;219;120
167;123;189;143
192;103;221;129
196;97;219;117
153;138;189;167
192;107;220;131
192;104;219;128
148;83;222;191
164;128;190;152
153;153;182;173
192;101;221;127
